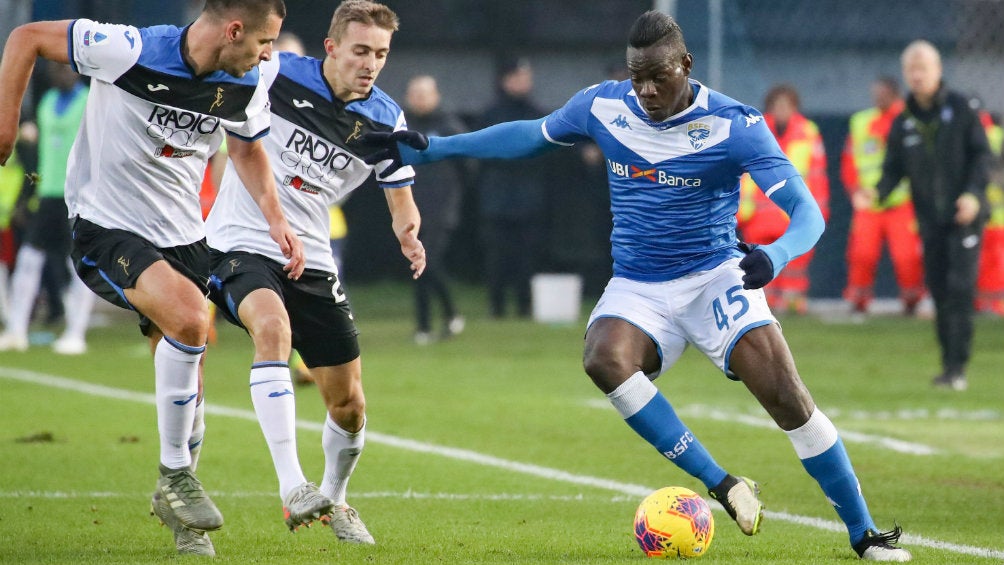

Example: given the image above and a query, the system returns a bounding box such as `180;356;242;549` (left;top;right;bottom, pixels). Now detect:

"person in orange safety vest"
841;77;925;316
738;84;829;314
976;108;1004;316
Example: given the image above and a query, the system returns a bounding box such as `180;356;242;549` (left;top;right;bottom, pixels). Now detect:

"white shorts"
586;258;777;379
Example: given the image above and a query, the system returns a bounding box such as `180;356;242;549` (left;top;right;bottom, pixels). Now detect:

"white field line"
584;399;941;455
2;367;1002;560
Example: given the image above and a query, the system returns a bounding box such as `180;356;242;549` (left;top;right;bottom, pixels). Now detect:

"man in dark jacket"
404;75;467;343
477;57;548;318
875;40;991;391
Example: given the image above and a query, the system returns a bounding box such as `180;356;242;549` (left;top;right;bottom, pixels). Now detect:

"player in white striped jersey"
205;0;424;543
0;0;303;557
362;10;911;562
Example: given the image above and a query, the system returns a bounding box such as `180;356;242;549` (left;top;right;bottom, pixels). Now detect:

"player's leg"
127;261;223;533
237;287;324;522
209;251;332;530
730;325;909;559
0;243;45;350
53;259;95;354
311;358;375;544
288;270;372;543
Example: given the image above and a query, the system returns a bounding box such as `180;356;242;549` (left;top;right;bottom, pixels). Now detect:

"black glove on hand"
359;130;429;173
737;242;774;290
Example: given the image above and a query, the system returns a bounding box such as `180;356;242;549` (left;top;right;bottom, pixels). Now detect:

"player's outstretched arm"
384;186;426;279
0;20;72;165
362;117;557;173
227;135;305;279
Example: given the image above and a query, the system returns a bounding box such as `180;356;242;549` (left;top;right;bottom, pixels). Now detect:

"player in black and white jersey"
0;0;303;557
204;0;424;544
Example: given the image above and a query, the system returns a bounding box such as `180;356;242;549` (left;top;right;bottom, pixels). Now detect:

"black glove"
359;130;429;174
737;242;774;290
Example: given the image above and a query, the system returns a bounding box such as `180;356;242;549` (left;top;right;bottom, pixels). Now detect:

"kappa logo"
293;99;314;109
229;259;241;273
609;114;632;129
209;86;224;112
146;83;169;92
345;120;364;143
124;30;135;48
117;256;130;276
687;122;711;149
744;114;762;127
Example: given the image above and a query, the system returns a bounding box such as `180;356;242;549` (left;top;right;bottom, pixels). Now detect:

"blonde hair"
328;0;399;42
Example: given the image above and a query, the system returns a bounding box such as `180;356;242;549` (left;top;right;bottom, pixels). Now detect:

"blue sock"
608;372;728;489
787;409;877;545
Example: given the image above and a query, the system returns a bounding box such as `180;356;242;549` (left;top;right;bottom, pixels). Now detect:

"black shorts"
208;250;360;368
70;217;210;335
25;197;72;255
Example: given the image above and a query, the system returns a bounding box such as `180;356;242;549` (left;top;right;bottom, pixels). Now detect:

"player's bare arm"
227;134;305;279
0;20;72;165
384;186;425;278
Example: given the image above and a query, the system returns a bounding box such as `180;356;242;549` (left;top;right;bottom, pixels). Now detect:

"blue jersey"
543;79;799;282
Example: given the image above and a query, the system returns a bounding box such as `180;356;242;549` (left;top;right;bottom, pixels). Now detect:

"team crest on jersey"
210;87;225;112
82;30;107;46
687;122;711;149
345;121;364;143
283;175;321;195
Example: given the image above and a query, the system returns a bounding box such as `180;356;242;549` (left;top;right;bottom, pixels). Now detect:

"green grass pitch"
1;282;1002;564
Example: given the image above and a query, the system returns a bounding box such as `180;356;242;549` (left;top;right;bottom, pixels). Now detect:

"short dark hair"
203;0;287;24
628;11;686;53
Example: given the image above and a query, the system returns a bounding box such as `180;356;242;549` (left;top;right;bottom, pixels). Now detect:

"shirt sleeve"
223;60;275;141
68;19;142;82
730;107;800;191
542;83;607;145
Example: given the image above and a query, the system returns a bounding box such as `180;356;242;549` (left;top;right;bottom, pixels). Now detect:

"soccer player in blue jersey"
205;0;425;545
0;0;304;557
363;10;911;562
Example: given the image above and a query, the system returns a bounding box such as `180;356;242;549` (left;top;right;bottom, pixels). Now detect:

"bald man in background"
874;40;991;391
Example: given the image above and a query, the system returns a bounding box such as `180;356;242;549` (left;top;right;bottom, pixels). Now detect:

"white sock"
249;363;306;499
60;266;95;342
155;337;204;469
319;414;364;506
189;399;206;472
5;245;45;337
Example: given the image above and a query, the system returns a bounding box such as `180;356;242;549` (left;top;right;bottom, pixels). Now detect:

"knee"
170;304;211;346
249;312;291;349
583;344;636;393
329;392;366;432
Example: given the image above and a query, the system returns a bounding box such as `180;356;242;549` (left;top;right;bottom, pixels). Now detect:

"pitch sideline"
2;366;1001;560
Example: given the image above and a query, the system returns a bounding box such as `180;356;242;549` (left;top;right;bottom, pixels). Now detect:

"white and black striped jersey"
65;19;270;247
206;52;415;273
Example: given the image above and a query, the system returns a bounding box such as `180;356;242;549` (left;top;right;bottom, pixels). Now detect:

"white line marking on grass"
3;367;1002;560
584;399;940;455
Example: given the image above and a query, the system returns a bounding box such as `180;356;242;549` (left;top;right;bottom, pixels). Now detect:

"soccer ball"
634;486;715;559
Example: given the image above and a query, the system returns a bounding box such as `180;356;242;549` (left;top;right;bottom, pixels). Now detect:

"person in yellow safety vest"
841;76;925;316
976;108;1004;315
737;84;829;315
0;141;25;325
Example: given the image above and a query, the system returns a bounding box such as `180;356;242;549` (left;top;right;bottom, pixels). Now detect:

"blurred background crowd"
1;0;1002;349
